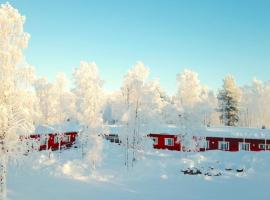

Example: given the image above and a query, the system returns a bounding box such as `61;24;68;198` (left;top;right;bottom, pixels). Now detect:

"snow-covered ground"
7;137;270;200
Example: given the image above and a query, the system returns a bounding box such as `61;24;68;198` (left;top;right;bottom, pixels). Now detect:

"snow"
35;122;80;134
1;3;270;200
202;126;270;139
7;132;270;200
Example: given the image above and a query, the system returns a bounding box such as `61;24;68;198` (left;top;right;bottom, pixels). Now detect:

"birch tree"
73;61;105;171
117;62;166;166
0;3;35;199
34;73;76;129
240;79;270;128
176;69;203;109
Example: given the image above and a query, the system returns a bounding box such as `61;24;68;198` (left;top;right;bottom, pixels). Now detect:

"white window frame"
218;141;229;151
239;142;250;151
165;138;174;146
259;144;265;150
204;140;209;149
259;144;270;150
63;135;70;143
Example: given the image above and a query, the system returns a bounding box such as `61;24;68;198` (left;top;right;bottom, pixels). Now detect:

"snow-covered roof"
148;126;270;139
35;123;270;139
35;121;80;134
198;126;270;139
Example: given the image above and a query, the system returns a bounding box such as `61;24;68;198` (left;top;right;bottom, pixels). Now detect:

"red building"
22;129;270;153
21;132;78;152
148;133;270;152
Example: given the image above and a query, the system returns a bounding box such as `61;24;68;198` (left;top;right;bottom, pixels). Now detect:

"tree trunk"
0;156;7;200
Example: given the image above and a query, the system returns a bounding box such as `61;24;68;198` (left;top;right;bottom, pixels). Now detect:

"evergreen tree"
218;75;241;126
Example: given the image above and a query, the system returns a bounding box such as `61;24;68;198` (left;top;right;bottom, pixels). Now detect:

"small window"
259;144;270;150
152;137;158;145
54;136;59;144
204;140;210;149
40;136;48;145
62;135;70;143
239;143;250;151
165;138;174;146
218;141;229;151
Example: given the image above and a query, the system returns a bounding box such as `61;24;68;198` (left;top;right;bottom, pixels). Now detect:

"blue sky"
3;0;270;94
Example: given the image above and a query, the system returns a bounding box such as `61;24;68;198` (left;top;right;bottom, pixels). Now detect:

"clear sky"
3;0;270;94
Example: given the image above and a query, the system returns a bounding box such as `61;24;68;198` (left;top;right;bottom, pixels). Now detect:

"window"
259;144;270;150
239;142;250;151
218;141;229;151
62;135;70;143
204;140;210;149
152;137;158;145
40;136;48;145
165;138;174;146
54;136;59;144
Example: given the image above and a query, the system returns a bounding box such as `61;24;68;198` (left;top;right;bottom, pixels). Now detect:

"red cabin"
37;131;78;151
21;132;78;152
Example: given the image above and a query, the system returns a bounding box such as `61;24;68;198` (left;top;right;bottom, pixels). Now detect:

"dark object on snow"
236;169;244;173
181;168;202;175
225;168;233;171
104;134;121;144
262;125;266;129
214;172;222;176
204;172;222;176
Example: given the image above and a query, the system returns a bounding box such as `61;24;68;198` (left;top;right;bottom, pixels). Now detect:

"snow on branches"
0;3;36;199
73;61;105;170
218;75;241;126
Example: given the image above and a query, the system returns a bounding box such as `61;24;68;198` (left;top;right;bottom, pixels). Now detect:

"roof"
197;126;270;139
35;121;80;134
149;126;270;139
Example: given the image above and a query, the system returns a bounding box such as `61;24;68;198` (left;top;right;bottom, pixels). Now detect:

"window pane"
54;136;58;144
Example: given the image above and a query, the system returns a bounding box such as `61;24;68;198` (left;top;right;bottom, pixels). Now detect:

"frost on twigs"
0;3;36;199
73;61;105;172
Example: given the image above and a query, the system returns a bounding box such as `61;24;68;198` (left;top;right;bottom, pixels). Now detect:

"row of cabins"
148;133;270;152
21;127;270;153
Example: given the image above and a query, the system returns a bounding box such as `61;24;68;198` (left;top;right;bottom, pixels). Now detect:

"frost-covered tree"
176;69;203;109
0;3;35;199
174;69;219;150
194;90;218;127
116;62;166;166
240;79;270;128
34;73;76;128
175;69;217;127
103;91;125;124
73;61;105;170
218;75;241;126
